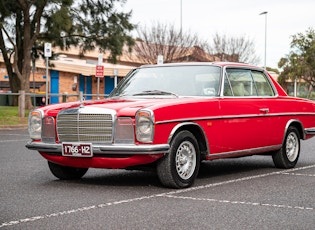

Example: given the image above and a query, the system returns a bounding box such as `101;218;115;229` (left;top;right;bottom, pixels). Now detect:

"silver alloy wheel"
175;140;197;180
286;132;299;162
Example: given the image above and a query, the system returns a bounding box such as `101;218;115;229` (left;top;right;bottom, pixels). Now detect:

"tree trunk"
9;73;21;106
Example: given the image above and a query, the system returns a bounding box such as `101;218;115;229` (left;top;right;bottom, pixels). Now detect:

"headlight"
28;110;42;140
136;109;154;143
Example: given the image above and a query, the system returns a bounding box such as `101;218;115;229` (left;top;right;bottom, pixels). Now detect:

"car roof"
139;62;263;70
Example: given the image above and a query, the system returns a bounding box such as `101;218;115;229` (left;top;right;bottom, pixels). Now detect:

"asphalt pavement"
1;128;315;229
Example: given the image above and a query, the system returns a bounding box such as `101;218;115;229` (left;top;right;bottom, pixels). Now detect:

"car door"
210;68;273;154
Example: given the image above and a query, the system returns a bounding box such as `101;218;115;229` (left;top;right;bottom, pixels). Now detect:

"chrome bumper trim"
25;142;169;155
304;127;315;135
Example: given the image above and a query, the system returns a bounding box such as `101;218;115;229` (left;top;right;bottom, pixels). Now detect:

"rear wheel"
48;161;88;180
272;126;300;169
157;130;200;188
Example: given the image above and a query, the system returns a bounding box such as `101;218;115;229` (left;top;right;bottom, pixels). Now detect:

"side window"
223;74;233;96
224;69;257;96
252;71;275;96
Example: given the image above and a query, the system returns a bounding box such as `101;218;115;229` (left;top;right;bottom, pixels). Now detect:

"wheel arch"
284;119;305;140
168;122;209;160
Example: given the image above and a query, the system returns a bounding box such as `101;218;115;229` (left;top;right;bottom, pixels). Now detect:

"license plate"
62;143;93;157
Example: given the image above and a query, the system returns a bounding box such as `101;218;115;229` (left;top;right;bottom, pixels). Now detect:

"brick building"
0;43;217;104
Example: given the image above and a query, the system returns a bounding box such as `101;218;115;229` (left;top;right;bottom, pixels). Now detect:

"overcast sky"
124;0;315;69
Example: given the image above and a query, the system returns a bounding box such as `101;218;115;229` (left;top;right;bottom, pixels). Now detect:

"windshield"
110;65;222;97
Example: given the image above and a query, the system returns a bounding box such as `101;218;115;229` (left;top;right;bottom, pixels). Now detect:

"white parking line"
0;139;29;143
0;195;157;228
162;194;315;212
161;164;315;196
281;172;315;177
1;164;315;228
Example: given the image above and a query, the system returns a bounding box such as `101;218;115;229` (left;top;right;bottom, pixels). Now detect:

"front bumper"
25;141;170;155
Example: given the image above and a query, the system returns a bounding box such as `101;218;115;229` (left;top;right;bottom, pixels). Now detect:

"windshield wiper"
132;90;178;97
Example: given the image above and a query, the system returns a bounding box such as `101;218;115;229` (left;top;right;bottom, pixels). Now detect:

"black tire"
157;130;200;188
48;161;88;180
272;126;300;169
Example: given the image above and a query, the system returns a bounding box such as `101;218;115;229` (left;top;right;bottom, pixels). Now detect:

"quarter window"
251;71;275;96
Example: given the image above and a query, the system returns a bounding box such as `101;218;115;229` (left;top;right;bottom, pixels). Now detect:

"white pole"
32;58;35;107
113;69;118;88
97;54;103;100
294;78;297;97
180;0;182;34
44;43;51;105
259;11;268;69
45;56;49;105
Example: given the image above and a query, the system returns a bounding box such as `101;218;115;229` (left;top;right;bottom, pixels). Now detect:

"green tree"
0;0;134;108
278;28;315;96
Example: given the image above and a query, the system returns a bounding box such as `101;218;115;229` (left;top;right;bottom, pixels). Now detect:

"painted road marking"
1;164;315;228
162;194;315;211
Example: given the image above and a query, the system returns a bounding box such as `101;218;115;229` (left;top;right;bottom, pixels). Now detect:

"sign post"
44;43;52;105
113;69;118;88
157;55;163;65
96;54;103;99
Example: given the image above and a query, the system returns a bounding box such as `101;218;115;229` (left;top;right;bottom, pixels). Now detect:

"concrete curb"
0;124;28;130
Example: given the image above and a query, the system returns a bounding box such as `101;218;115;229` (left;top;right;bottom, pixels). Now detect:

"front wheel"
48;161;88;180
272;126;300;169
157;130;200;188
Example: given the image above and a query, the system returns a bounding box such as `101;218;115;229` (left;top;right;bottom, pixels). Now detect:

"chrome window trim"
220;66;278;98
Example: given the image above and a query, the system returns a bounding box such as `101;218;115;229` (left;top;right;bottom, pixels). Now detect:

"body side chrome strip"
155;112;315;125
207;144;282;160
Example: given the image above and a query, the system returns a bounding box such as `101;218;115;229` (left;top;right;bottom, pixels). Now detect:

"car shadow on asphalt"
51;169;162;188
45;156;275;188
198;155;275;179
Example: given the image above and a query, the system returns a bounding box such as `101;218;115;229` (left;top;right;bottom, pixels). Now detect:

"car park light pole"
259;11;268;69
180;0;182;34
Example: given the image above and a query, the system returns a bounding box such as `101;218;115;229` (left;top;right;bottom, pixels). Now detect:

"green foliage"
42;0;135;63
0;0;135;102
278;28;315;89
266;67;279;74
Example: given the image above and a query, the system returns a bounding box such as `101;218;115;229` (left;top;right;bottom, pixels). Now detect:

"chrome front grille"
57;107;115;143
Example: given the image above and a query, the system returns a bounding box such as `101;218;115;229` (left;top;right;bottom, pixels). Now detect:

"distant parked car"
26;62;315;188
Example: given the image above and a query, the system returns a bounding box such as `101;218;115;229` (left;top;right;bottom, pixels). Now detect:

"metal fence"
0;92;109;106
0;91;109;117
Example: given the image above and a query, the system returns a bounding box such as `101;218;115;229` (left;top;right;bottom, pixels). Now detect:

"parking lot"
1;128;315;229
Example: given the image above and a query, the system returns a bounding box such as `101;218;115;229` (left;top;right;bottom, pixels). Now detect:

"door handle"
260;108;269;113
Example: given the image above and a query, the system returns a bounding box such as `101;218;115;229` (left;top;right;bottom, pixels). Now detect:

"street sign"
98;54;103;65
44;43;52;57
157;55;163;64
95;65;104;77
